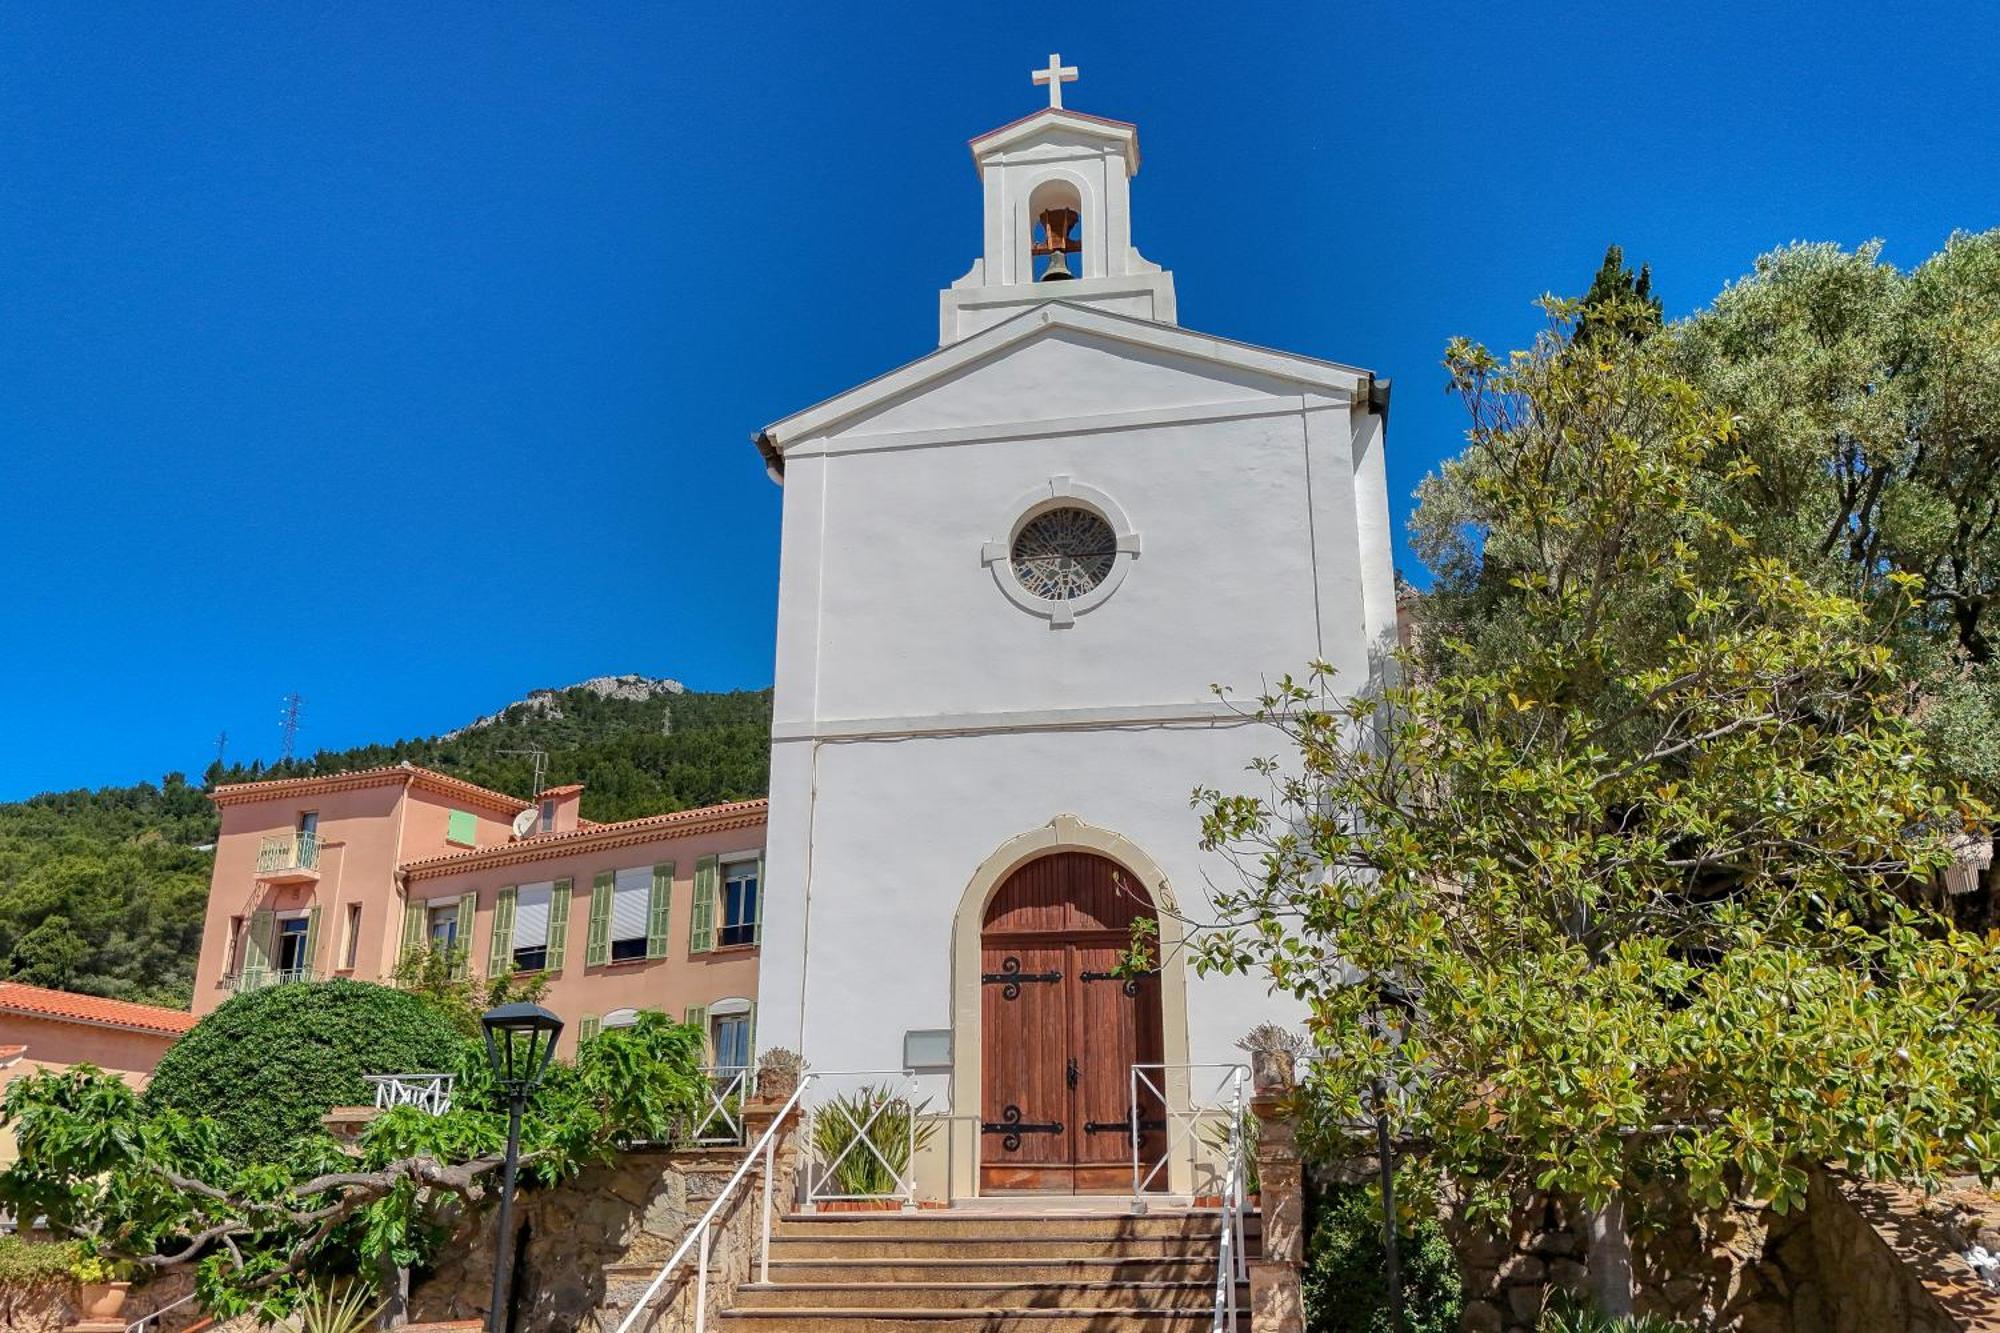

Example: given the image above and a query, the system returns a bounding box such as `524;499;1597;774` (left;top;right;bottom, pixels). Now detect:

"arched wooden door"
979;851;1165;1194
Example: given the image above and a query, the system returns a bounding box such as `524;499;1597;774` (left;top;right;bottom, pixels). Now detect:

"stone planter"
1250;1049;1295;1095
77;1281;130;1321
756;1062;803;1103
815;1199;904;1212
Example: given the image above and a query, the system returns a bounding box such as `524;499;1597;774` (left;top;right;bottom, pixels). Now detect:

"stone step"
761;1257;1223;1284
714;1309;1248;1333
768;1234;1235;1261
734;1280;1235;1311
777;1212;1255;1240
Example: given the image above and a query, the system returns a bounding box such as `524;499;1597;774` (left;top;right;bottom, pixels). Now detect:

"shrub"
809;1085;936;1197
1538;1297;1691;1332
145;978;468;1164
0;1235;78;1288
1303;1176;1462;1333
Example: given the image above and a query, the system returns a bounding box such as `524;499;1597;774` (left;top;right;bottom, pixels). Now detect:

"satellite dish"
511;808;540;839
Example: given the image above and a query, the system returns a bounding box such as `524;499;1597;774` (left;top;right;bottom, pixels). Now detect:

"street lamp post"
480;1001;564;1333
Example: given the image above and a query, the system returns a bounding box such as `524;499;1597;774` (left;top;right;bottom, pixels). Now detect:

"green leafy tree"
1670;232;2000;881
1575;244;1663;346
1194;295;2000;1313
7;915;87;989
388;945;550;1038
0;1011;704;1324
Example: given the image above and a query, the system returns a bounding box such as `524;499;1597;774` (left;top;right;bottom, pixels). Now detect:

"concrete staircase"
712;1209;1254;1332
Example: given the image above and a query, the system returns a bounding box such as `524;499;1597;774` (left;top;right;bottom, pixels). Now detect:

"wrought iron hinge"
981;955;1062;999
981;1104;1064;1152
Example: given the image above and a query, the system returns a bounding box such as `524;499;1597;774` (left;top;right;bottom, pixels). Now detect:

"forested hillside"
0;681;772;1009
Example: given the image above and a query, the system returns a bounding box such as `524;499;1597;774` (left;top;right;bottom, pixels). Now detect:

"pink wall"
0;1016;177;1162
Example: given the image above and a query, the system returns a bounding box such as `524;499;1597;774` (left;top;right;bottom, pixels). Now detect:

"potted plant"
1237;1022;1306;1094
71;1252;131;1321
756;1047;807;1103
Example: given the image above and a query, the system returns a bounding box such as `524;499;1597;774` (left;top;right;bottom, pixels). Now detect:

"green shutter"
646;862;674;960
453;892;478;978
242;910;276;989
301;906;322;980
545;878;572;973
400;897;426;967
689;856;718;954
752;853;765;945
446;810;476;845
683;1005;708;1060
578;1014;599;1047
489;886;517;975
585;872;613;967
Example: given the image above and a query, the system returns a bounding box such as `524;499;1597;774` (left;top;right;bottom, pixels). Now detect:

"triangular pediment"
757;304;1373;454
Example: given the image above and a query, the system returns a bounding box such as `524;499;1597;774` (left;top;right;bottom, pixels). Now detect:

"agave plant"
1538;1296;1690;1333
809;1085;938;1198
290;1279;384;1333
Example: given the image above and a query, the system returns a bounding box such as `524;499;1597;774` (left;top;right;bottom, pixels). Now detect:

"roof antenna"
499;746;549;800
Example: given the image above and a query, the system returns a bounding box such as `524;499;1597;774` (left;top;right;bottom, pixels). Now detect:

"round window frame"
981;479;1140;628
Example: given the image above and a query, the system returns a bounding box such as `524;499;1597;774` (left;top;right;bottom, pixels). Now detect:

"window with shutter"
301;906;322;978
511;882;553;971
689;857;718;954
609;866;651;962
720;858;760;948
578;1014;600;1047
446;810;477;846
646;863;674;960
545;878;572;973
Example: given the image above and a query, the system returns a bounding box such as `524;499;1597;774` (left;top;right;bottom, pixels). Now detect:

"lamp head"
481;1001;564;1092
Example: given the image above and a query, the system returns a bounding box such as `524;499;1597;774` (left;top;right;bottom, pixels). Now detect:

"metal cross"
1031;53;1078;110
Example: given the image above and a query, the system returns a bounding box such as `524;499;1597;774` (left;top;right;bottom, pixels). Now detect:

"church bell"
1033;207;1080;282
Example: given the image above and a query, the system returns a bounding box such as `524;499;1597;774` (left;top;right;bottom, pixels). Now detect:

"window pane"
515;882;552;949
610;867;650;944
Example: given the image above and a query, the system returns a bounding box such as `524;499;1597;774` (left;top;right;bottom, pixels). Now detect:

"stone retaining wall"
410;1146;766;1332
1447;1173;2000;1332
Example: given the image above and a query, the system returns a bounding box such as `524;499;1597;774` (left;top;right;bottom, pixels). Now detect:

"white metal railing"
366;1073;455;1115
1128;1063;1248;1331
255;831;320;874
227;965;315;993
690;1066;750;1146
801;1070;922;1210
124;1290;198;1333
612;1072;815;1333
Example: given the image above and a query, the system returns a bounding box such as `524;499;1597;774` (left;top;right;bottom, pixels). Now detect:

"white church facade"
753;59;1397;1201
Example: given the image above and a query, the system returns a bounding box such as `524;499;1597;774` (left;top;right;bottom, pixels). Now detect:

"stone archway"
946;815;1192;1199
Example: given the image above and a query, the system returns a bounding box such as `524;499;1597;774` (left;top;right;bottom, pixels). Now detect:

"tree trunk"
375;1249;410;1328
1584;1195;1634;1317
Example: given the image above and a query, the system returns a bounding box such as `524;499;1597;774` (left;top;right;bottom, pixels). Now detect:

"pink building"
193;763;765;1061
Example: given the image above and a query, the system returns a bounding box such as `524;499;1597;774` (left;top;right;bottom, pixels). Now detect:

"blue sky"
2;2;1994;800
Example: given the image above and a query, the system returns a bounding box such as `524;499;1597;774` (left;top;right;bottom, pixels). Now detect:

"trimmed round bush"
146;978;468;1164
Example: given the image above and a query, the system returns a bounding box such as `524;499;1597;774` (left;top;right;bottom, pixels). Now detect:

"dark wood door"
980;852;1165;1194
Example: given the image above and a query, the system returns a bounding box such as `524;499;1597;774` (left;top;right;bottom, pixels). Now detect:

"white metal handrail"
1126;1063;1248;1330
800;1070;922;1209
124;1289;198;1333
690;1066;751;1146
612;1073;814;1333
366;1073;454;1115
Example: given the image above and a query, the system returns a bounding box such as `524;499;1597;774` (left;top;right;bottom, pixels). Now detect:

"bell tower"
938;55;1177;345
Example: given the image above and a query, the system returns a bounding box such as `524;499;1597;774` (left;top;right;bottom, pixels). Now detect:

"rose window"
1010;507;1117;601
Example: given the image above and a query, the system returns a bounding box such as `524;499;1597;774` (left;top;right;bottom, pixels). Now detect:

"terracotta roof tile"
401;798;767;880
0;982;197;1036
535;784;586;799
211;762;529;815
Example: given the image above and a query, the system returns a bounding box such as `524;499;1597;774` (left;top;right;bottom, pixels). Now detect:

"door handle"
1066;1057;1079;1089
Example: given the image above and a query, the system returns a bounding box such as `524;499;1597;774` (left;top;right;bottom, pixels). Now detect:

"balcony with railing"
255;831;321;884
225;964;316;994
